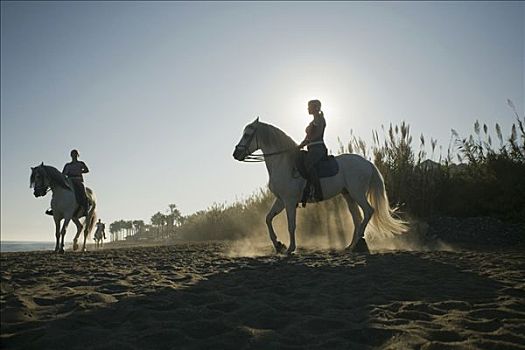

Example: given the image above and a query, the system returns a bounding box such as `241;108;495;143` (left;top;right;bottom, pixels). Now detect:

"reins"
242;148;297;162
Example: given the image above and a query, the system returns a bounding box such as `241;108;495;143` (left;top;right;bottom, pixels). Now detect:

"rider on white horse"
46;149;90;216
298;99;327;206
95;219;106;240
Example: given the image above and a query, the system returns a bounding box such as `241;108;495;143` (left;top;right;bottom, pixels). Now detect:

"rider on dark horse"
298;99;327;206
46;149;90;216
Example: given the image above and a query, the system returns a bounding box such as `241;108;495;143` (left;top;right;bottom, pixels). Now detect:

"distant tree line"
109;204;184;242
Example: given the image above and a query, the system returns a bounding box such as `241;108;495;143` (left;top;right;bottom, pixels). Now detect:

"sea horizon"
0;240;73;253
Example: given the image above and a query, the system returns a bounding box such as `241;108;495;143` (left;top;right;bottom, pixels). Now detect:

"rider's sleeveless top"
305;114;326;145
63;161;88;182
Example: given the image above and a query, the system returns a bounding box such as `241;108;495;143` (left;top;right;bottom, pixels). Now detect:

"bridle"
236;124;297;163
32;167;51;196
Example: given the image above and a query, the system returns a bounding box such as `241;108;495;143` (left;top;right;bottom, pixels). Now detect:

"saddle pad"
316;156;339;178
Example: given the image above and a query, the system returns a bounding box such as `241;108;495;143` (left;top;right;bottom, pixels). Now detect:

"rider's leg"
302;152;316;206
304;145;325;202
310;168;323;201
73;180;89;216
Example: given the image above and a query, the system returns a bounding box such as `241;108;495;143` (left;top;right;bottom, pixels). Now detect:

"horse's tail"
85;188;97;237
368;164;408;235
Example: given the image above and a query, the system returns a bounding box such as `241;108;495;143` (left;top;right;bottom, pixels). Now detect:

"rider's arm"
299;122;313;149
62;164;69;176
81;162;90;174
298;138;308;149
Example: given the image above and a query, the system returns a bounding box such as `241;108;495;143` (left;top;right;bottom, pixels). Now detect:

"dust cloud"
223;198;454;257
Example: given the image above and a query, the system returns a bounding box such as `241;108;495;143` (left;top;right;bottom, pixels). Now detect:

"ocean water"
0;241;71;253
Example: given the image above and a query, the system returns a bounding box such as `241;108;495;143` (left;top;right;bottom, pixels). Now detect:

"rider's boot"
301;180;311;207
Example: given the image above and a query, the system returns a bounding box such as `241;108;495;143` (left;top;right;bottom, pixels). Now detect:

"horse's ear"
255;116;259;123
31;167;34;170
40;162;44;166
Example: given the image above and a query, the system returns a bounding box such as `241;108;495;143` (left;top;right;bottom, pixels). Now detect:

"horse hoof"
58;249;65;255
354;238;370;254
274;242;287;254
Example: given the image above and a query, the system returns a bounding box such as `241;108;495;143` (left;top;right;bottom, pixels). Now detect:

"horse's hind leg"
72;217;83;251
284;201;298;255
266;198;286;253
342;193;363;250
346;191;373;253
82;232;88;252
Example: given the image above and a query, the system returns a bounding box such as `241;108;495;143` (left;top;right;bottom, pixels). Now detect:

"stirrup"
301;185;311;208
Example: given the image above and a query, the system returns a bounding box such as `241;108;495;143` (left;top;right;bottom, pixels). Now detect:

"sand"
1;241;524;349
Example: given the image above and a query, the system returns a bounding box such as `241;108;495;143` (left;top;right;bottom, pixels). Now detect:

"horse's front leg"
53;216;61;252
266;198;286;253
285;202;298;255
72;217;83;251
59;218;71;254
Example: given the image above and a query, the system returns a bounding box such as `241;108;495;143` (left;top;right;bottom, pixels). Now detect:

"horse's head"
233;117;260;161
30;163;50;197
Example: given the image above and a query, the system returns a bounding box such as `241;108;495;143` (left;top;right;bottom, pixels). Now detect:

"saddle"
69;179;89;216
295;150;339;179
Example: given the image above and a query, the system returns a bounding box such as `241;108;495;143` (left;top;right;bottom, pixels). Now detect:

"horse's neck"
49;179;72;200
50;184;68;197
260;143;295;184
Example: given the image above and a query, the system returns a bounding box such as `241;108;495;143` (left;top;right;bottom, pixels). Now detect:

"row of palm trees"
109;204;184;242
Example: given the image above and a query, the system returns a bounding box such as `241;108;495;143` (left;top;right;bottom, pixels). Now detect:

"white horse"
233;118;407;254
30;163;97;253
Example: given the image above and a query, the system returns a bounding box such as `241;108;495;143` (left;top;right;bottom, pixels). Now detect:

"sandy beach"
1;235;524;350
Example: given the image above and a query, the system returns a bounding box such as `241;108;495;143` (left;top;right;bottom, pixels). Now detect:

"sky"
1;1;523;241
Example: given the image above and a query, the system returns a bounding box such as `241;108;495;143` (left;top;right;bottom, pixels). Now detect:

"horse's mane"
257;122;298;150
44;165;70;189
31;164;70;190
